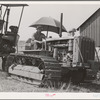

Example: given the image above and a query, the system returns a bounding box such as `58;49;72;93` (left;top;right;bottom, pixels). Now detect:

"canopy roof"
1;4;28;7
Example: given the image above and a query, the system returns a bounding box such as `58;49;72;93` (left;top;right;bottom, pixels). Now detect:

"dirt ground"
0;58;100;92
0;71;58;92
0;58;51;92
0;70;100;92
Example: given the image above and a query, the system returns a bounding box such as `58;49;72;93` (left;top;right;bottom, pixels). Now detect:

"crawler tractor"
5;35;100;87
0;4;100;88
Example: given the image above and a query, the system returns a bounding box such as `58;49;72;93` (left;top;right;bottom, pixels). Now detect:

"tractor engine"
52;36;95;68
51;39;73;67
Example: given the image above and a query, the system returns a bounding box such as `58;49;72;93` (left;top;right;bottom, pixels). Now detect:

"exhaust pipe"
59;13;63;37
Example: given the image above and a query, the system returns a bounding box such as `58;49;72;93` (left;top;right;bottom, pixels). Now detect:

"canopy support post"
18;6;24;30
5;8;10;34
46;26;49;38
17;6;24;53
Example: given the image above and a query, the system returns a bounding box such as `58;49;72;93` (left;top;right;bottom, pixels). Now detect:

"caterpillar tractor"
6;35;100;88
0;4;100;88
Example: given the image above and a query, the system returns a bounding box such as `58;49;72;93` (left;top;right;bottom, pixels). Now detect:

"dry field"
0;71;100;92
0;58;100;92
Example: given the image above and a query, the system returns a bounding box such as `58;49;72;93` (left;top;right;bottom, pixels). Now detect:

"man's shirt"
32;32;45;41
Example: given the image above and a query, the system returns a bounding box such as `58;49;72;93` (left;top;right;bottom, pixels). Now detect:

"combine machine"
0;4;28;71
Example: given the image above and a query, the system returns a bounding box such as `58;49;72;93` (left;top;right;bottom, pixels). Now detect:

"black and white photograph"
0;0;100;99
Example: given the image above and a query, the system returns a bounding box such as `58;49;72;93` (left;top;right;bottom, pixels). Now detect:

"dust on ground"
0;58;100;92
0;71;100;92
0;71;56;92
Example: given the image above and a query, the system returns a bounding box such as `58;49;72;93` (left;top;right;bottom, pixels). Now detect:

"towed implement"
0;4;28;70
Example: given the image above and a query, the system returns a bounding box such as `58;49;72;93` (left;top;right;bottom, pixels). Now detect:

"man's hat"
36;26;43;30
9;26;18;33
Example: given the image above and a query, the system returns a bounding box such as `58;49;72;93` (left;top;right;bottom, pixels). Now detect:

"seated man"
2;26;18;42
31;26;45;50
1;26;18;53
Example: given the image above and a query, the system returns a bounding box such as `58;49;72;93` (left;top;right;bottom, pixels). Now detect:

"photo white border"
0;1;100;99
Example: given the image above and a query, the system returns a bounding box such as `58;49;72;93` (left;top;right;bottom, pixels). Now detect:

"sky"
1;1;100;41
